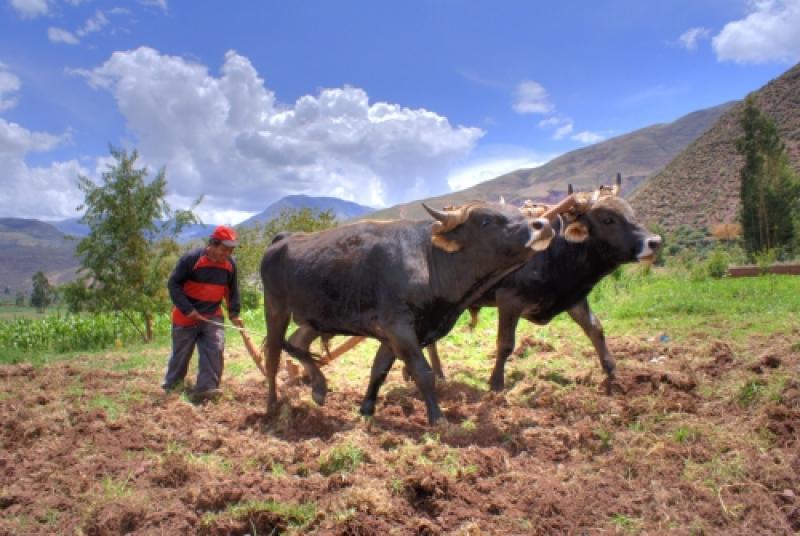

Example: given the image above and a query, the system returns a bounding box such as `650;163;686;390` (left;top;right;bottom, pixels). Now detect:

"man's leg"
163;325;198;390
195;316;225;394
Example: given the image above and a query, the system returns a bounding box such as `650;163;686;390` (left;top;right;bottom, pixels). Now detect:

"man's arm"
227;259;242;325
167;251;200;316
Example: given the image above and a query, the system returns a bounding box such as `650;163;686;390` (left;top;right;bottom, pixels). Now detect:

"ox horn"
567;184;574;195
499;195;506;205
612;173;621;196
541;194;578;220
422;202;463;234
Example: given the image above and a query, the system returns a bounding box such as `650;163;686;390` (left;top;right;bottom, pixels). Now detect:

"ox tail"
282;341;324;364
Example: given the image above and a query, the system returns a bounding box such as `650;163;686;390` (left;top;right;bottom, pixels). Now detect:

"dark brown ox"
260;201;558;424
416;175;663;394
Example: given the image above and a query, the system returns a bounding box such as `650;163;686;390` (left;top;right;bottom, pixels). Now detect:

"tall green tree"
235;208;338;297
74;146;198;341
30;271;52;313
736;96;800;257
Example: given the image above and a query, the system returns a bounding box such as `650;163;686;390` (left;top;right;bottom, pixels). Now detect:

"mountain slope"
0;218;79;293
367;102;734;220
630;62;800;232
239;195;374;227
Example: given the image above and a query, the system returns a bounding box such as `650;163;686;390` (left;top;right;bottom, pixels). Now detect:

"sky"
1;0;798;225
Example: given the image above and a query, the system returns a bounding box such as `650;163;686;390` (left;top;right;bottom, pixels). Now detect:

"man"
162;225;244;403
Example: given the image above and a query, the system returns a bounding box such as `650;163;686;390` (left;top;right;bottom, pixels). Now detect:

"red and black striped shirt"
168;247;241;326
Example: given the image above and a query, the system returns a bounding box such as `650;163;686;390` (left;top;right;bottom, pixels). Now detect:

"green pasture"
1;267;798;376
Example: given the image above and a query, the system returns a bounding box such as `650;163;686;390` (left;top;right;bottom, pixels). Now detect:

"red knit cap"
210;225;238;247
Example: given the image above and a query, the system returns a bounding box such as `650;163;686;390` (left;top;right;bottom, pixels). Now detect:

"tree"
736;97;800;258
30;272;53;313
235;208;338;295
74;146;198;341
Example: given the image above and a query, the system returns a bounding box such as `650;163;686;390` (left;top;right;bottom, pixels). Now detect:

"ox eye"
603;217;615;225
481;217;491;227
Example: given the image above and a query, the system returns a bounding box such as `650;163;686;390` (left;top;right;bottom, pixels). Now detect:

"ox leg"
425;344;445;381
265;308;290;417
489;307;521;392
388;324;443;425
567;298;616;394
359;343;396;417
467;307;480;331
286;325;329;406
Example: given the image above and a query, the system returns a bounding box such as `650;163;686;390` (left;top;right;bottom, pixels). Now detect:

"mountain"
238;195;374;227
630;62;800;233
366;102;734;221
0;218;79;293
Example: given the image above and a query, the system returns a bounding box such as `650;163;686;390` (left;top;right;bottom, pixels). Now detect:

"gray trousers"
163;316;225;392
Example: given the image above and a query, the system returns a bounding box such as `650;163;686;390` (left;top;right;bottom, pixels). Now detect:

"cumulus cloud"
0;118;86;219
713;0;800;63
678;27;711;50
9;0;49;19
513;80;554;114
48;27;80;45
0;65;21;112
76;47;483;221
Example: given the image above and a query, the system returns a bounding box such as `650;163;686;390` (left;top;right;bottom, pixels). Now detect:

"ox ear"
564;221;589;243
431;235;462;253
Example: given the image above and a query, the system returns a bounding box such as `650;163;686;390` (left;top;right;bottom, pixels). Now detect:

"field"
1;269;799;535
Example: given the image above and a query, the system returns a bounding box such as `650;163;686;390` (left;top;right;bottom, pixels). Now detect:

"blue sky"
1;0;798;224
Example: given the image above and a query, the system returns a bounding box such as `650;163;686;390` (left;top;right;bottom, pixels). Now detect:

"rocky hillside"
368;103;733;220
630;62;800;232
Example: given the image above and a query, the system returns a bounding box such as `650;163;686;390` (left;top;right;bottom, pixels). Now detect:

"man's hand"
187;310;205;322
230;316;244;328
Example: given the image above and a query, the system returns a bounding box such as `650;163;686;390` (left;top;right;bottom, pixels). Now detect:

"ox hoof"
489;378;505;392
359;400;376;417
311;387;327;406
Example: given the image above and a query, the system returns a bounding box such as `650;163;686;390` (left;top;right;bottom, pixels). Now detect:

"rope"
200;317;267;338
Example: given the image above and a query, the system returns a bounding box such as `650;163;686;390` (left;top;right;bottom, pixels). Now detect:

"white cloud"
9;0;49;19
513;80;553;114
77;10;109;37
571;131;606;144
139;0;168;13
713;0;800;63
76;47;483;219
447;151;555;192
48;27;80;45
0;66;21;112
0;118;86;219
538;116;574;140
678;27;711;50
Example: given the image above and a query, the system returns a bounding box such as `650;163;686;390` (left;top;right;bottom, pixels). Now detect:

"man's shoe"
162;380;185;394
190;388;223;404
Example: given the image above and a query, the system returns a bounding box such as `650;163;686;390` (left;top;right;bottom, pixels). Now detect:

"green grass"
319;442;365;476
200;499;317;532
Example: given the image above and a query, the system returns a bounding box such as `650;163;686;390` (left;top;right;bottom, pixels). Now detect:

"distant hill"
0;218;79;293
238;195;374;227
631;62;800;233
52;217;216;243
367;102;734;220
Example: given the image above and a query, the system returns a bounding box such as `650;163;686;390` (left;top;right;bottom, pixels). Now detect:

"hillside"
367;102;733;220
0;219;79;293
631;62;800;232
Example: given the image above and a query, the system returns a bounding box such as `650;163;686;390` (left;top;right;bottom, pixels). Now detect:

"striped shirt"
168;247;241;326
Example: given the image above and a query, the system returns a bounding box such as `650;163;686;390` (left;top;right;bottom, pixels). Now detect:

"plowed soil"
1;331;798;535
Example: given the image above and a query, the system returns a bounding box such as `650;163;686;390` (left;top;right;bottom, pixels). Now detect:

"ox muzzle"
528;217;555;252
636;234;663;264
